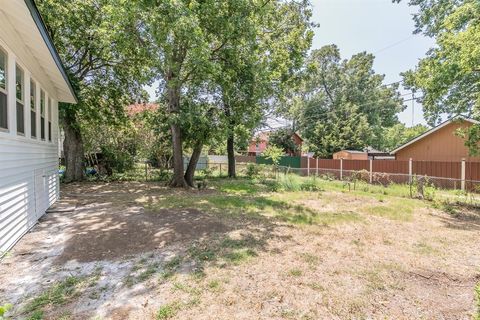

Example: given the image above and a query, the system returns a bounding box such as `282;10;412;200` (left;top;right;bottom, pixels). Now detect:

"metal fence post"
461;158;466;191
340;158;343;180
369;159;373;184
316;158;319;176
409;158;413;184
307;156;310;176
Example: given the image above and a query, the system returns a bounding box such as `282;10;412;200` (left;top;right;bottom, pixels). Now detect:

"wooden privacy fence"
294;157;480;191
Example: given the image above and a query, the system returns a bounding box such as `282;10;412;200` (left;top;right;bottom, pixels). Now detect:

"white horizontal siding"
0;134;59;255
0;8;62;255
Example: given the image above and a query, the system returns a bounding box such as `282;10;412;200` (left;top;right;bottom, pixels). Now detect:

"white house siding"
0;11;61;254
0;135;59;253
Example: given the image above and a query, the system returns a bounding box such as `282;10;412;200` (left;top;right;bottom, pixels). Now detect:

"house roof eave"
24;0;78;104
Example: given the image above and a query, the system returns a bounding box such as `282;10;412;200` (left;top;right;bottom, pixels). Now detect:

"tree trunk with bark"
184;142;203;187
61;113;85;182
227;131;236;178
166;69;188;188
223;102;236;178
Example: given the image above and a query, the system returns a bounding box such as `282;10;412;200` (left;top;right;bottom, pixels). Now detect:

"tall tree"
397;0;480;153
215;0;314;177
37;0;150;182
378;123;429;151
142;0;314;184
295;45;404;157
142;0;255;186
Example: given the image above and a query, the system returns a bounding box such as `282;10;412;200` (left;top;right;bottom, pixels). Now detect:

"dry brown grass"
0;179;479;319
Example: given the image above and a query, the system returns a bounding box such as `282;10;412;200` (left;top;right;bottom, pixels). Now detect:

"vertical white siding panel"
7;51;15;135
24;71;31;138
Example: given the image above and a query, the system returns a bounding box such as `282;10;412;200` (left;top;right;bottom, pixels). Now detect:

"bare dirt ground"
1;181;480;319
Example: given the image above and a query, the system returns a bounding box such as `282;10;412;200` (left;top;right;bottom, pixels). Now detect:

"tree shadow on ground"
437;202;480;231
1;182;301;317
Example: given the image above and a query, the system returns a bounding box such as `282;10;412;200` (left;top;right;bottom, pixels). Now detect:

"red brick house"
247;131;303;156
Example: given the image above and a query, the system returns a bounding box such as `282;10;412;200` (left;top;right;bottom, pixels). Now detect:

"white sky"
145;0;435;127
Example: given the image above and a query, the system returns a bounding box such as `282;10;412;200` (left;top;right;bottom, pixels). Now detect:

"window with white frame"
16;64;25;134
30;79;36;138
0;48;7;130
48;97;52;142
40;89;45;140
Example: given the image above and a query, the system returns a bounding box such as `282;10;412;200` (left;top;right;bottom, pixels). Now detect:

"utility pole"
411;90;415;126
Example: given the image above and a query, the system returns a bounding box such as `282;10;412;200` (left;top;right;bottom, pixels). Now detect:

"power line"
268;95;425;127
382;80;404;87
373;35;415;55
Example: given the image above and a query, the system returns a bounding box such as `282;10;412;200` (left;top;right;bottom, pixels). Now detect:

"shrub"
277;174;302;191
300;178;322;191
0;304;12;320
245;163;260;178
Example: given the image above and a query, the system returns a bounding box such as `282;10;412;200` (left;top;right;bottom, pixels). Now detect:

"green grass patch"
363;199;417;221
186;234;263;272
413;241;440;255
288;269;303;277
156;301;181;319
22;274;97;317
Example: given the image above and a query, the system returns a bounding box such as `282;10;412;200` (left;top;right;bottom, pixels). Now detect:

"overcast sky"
145;0;435;127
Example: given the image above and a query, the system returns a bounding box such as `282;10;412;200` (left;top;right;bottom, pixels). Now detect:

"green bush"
277;174;302;191
300;177;322;191
0;303;12;320
245;163;260;178
101;146;135;174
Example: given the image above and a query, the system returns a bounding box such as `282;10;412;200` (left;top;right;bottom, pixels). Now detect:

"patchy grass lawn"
1;176;480;319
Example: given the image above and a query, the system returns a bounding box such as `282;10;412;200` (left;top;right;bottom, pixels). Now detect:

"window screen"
40;90;45;140
16;65;24;134
0;49;7;130
30;80;36;137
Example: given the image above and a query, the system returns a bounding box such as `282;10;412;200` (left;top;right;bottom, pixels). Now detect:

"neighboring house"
333;150;368;160
126;102;159;117
247;131;303;156
332;147;395;160
0;1;77;254
391;117;480;161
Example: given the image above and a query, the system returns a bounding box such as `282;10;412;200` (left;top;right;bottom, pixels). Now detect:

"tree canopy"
141;0;314;185
398;0;480;153
37;0;151;181
291;45;405;157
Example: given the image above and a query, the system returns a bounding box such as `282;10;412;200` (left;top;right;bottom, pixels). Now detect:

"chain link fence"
276;165;480;194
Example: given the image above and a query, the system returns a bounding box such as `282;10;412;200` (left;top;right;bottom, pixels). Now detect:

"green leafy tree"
295;45;405;157
378;123;429;151
214;0;314;178
397;0;480;154
269;128;300;155
263;145;284;166
37;0;151;182
141;0;314;185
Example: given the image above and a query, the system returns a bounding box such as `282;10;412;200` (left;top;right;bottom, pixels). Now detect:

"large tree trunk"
227;131;236;178
169;122;187;187
223;101;236;178
184;142;203;187
61;114;84;182
167;71;187;188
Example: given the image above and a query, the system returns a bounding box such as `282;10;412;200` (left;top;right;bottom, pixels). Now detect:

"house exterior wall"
247;138;268;156
0;27;60;254
333;151;368;160
247;132;303;156
395;121;480;162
